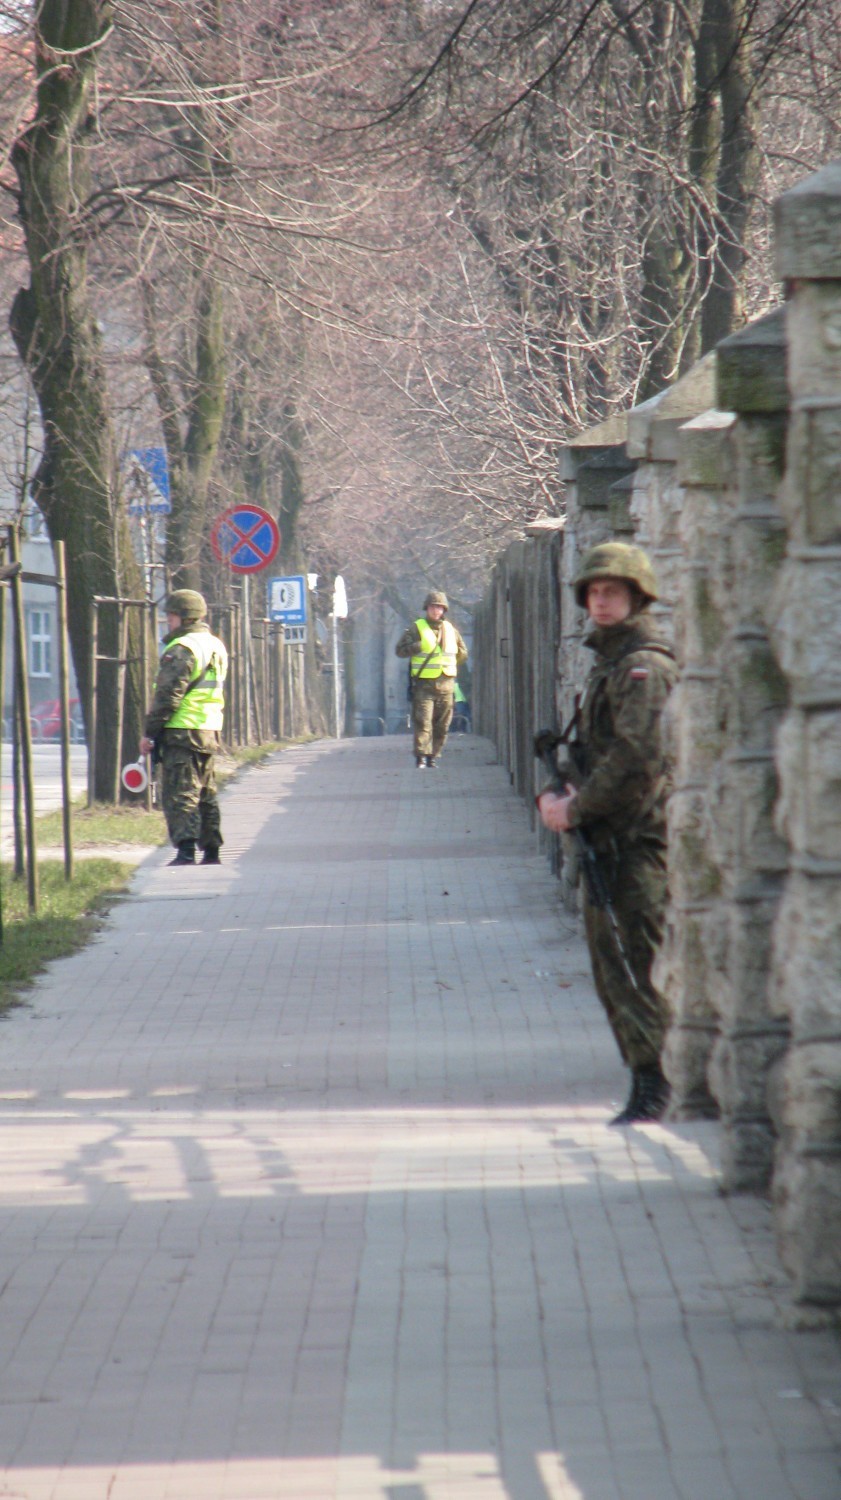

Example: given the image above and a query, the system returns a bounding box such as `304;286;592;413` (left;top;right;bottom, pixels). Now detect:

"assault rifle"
533;727;644;1002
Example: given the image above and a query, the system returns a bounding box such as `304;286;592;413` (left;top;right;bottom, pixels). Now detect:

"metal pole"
248;621;263;746
54;540;73;880
9;525;38;911
12;672;24;879
87;601;98;807
218;605;233;747
285;638;292;739
141;599;152;812
249;634;263;745
261;622;269;743
229;600;240;745
243;575;251;743
332;614;340;739
237;599;246;745
273;626;283;739
113;602;128;804
0;548;6;944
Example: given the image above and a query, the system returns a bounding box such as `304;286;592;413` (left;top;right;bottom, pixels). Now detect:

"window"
29;610;52;678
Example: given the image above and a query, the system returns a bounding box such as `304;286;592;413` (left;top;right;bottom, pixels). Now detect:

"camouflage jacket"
565;614;678;845
144;622;223;751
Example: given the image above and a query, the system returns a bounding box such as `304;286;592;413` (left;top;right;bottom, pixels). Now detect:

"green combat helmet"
424;590;449;611
166;588;208;622
571;542;659;610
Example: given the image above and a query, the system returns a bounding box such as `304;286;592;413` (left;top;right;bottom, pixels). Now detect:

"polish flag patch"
629;666;649;679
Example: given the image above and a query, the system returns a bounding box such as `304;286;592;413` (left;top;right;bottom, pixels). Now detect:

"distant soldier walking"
396;590;468;769
538;543;678;1124
140;589;228;867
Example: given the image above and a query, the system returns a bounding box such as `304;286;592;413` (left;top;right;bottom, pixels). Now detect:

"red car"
29;698;85;743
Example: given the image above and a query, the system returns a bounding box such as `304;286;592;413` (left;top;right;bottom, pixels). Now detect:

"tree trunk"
181;264;227;591
699;0;761;351
622;0;695;399
9;0;144;798
142;261;226;593
276;398;325;736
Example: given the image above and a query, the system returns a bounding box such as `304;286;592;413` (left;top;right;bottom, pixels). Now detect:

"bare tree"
3;0;839;761
7;0;146;795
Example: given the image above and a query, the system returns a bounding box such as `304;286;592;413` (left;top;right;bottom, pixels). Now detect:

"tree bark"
9;0;145;798
699;0;761;351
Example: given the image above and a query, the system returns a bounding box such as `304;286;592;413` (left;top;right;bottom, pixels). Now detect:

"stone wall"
474;158;841;1307
768;163;841;1306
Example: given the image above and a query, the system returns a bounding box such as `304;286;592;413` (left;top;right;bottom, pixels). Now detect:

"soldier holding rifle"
537;543;678;1125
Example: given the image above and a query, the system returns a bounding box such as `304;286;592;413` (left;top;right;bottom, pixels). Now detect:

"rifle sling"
410;644;441;683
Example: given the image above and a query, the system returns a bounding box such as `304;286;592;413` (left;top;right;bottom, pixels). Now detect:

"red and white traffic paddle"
120;761;148;795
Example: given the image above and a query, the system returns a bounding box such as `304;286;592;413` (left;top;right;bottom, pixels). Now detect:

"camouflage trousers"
160;739;223;851
411;679;454;758
582;834;670;1072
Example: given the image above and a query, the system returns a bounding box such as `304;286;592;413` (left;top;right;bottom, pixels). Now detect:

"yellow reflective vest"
411;617;458;679
163;630;228;731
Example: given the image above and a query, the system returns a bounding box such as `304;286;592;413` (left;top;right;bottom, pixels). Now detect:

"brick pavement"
0;734;838;1500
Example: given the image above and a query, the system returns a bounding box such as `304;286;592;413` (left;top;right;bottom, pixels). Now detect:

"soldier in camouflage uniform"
395;590;469;769
139;590;228;867
538;542;678;1124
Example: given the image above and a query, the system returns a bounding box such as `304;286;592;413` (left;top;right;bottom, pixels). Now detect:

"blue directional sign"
268;575;307;625
126;446;171;514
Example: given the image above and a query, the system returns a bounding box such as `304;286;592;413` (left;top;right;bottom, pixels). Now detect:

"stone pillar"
626;353;718;640
556;418;635;905
707;312;791;1189
770;161;841;1305
623;360;722;1116
557;417;635;730
657;408;736;1118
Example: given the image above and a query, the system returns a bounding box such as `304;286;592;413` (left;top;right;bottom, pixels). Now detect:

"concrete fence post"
769;161;841;1304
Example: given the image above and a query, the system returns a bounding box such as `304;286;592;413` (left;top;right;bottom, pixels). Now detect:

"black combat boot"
610;1064;670;1126
201;845;221;865
425;754;438;769
169;840;196;866
609;1072;641;1126
416;755;426;770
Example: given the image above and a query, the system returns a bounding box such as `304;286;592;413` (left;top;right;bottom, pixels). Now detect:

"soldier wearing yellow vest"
139;589;228;866
395;590;468;769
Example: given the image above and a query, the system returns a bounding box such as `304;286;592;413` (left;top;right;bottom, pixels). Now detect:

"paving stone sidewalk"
0;734;838;1500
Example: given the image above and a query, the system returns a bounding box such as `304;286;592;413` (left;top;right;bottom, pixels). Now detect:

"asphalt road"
0;743;89;850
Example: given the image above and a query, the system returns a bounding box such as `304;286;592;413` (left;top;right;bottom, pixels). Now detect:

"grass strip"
33;740;290;849
0;859;133;1015
36;800;167;847
0;739;294;1014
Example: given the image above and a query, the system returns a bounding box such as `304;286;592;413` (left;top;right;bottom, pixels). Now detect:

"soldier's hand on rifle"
139;736;155;757
537;784;578;834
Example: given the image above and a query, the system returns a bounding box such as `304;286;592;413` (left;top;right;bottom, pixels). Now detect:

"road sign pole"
209;504;281;746
243;574;251;742
331;575;347;740
54;540;73;881
332;613;340;739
